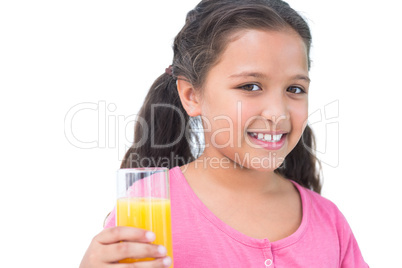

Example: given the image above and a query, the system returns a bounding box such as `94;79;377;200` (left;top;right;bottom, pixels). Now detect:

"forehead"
212;29;309;78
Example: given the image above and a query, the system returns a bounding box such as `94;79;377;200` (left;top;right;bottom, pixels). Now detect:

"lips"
247;132;287;150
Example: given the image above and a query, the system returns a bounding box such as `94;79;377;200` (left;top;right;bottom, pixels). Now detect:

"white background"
0;0;400;267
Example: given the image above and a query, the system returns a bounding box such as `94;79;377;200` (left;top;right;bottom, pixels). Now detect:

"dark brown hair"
121;0;322;193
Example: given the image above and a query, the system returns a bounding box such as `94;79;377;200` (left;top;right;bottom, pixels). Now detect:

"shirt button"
265;259;273;266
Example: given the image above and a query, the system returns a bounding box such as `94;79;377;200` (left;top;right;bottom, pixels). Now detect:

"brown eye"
240;84;261;91
287;86;305;94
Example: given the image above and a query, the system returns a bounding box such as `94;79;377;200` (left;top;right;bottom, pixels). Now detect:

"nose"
260;91;289;129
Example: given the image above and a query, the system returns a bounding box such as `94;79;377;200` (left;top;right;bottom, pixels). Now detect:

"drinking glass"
116;167;173;266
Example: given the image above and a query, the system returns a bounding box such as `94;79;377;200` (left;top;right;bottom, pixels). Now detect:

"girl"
80;0;368;267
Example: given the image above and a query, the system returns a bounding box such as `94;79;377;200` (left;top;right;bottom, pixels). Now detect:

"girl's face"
199;29;309;171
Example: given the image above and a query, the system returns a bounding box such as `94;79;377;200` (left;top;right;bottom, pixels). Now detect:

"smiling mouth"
247;132;287;143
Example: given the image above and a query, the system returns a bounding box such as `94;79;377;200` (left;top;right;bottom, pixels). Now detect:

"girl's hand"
79;226;172;267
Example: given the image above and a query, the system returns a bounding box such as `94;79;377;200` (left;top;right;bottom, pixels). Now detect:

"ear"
176;77;202;117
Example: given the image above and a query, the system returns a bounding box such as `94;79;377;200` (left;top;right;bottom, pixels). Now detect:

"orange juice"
117;197;173;266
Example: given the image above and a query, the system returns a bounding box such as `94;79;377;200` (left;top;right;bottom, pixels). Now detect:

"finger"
101;242;168;263
110;256;172;268
96;226;156;245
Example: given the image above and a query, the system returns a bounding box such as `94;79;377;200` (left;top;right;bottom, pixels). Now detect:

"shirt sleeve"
103;207;116;229
339;213;369;268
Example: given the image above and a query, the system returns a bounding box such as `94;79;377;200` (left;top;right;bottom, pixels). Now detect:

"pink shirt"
104;166;368;267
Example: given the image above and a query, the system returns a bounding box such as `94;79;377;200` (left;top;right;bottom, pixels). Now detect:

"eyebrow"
228;72;311;83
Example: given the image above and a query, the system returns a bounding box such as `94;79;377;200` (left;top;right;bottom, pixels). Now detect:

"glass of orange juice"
116;168;173;266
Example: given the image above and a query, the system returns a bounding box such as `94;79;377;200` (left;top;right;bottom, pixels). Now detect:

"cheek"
200;99;239;143
290;102;308;133
239;107;256;131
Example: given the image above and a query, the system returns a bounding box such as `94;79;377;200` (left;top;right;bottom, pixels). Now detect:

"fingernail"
145;231;155;242
163;256;172;267
158;245;167;255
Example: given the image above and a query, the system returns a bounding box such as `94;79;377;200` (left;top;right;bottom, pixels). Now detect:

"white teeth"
249;132;283;142
273;134;282;141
